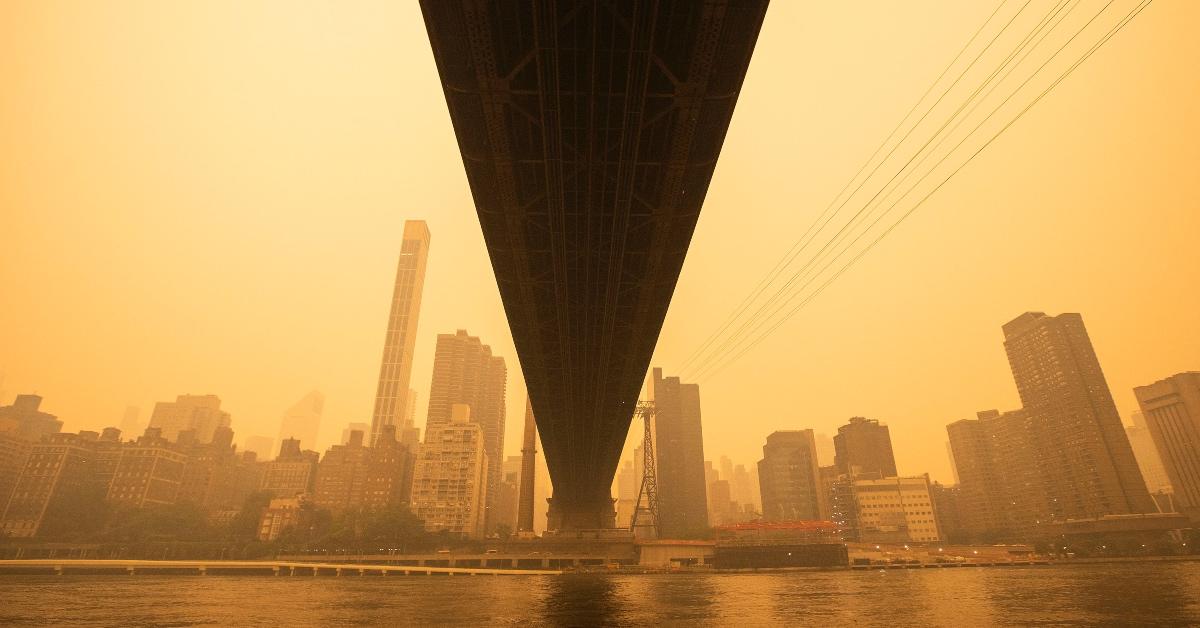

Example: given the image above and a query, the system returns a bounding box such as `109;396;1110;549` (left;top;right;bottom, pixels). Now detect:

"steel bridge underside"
421;0;768;528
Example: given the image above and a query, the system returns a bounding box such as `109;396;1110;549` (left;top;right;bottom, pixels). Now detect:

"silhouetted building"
411;404;488;538
758;430;827;522
833;417;897;479
425;329;507;532
148;394;230;444
278;391;324;458
371;220;431;445
1135;372;1200;517
0;394;62;442
1126;411;1173;495
652;368;709;537
260;438;319;498
1003;312;1155;518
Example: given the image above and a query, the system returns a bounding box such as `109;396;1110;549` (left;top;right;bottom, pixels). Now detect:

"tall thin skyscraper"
1134;372;1200;515
1003;312;1154;518
370;220;431;446
278;390;324;452
425;330;507;532
651;367;708;538
517;397;537;533
833;417;897;479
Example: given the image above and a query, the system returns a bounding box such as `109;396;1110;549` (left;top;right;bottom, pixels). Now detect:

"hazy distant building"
852;475;940;543
118;406;142;441
243;435;275;461
814;433;835;467
493;455;522;533
758;430;827;522
107;428;187;508
278;391;324;455
651;368;709;537
425;330;507;532
1126;411;1173;495
517;398;538;533
615;459;638;529
0;432;99;537
834;417;897;479
1135;372;1200;516
1003;312;1155;518
370;220;431;446
930;481;964;543
260;438;319;498
148;394;230;444
946;409;1043;537
411;404;488;538
341;423;370;445
0;394;62;442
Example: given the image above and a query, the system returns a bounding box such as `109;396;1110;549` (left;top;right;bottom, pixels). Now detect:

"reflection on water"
2;562;1200;626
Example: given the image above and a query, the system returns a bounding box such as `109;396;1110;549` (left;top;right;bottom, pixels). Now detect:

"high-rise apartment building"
757;430;827;522
1003;312;1155;518
833;417;897;479
424;329;507;531
371;220;431;446
651;368;709;537
278;391;324;454
1134;372;1200;516
148;394;230;444
1126;411;1174;495
410;404;488;538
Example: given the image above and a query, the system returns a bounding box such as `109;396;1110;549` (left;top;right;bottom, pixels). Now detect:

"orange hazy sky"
1;1;1197;484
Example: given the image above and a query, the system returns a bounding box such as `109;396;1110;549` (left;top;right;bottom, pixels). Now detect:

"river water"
2;562;1199;626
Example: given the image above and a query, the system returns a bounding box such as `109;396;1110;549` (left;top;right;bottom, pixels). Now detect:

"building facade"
1003;312;1155;519
1134;372;1200;517
424;329;507;532
851;475;941;543
833;417;897;479
757;430;826;522
370;220;431;445
410;404;488;538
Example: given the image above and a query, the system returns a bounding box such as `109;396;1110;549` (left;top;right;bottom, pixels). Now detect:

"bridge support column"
546;496;616;531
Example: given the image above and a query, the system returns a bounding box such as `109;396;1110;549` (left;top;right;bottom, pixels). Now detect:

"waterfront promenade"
0;558;560;576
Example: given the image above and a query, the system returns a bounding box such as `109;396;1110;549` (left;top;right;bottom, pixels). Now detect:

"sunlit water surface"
3;562;1199;626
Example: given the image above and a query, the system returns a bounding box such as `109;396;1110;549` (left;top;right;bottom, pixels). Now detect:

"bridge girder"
421;0;768;528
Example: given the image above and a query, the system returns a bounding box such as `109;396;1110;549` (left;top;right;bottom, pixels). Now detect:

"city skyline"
2;1;1197;483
